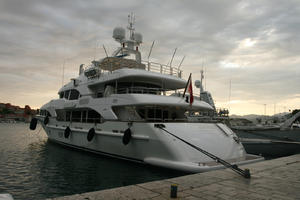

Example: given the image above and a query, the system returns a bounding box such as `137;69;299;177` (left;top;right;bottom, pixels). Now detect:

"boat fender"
64;127;71;138
87;128;95;142
122;128;132;145
44;116;49;125
29;118;38;130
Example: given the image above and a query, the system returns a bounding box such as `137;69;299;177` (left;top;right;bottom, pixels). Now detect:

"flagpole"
183;73;192;98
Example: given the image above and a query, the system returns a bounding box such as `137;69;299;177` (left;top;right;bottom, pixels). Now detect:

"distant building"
0;102;37;122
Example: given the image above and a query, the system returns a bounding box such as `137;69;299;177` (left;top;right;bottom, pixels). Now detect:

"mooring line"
154;124;251;178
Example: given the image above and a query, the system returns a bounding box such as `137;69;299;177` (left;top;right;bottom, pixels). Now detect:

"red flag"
188;76;193;105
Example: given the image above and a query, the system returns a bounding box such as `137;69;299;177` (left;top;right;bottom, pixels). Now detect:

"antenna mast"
148;40;155;61
169;48;177;67
178;55;185;70
127;13;135;40
62;59;66;86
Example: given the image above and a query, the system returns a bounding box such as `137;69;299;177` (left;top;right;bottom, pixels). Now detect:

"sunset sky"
0;0;299;115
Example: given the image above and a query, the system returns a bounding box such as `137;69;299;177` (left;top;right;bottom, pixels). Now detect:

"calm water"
0;123;186;200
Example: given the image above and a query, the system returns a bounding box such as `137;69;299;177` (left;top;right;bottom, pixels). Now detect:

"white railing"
116;87;166;95
84;60;183;79
142;61;183;78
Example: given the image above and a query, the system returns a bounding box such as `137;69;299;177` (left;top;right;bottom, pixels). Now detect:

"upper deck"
85;57;182;79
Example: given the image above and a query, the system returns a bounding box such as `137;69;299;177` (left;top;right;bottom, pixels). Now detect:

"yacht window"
87;110;101;123
137;109;145;119
59;92;64;99
112;106;188;122
82;110;87;122
163;110;168;120
155;109;162;119
69;89;80;100
148;109;155;119
97;92;103;98
72;111;81;122
64;90;70;99
66;111;71;121
40;109;51;117
56;110;65;121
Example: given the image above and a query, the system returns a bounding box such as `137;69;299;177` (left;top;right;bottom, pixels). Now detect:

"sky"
0;0;299;115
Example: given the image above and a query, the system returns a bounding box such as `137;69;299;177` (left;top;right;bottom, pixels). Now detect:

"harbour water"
0;123;186;200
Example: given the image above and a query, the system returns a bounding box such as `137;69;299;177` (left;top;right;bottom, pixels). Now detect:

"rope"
154;124;251;178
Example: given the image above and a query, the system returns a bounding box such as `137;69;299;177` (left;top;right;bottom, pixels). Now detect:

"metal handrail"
142;61;183;78
116;87;167;95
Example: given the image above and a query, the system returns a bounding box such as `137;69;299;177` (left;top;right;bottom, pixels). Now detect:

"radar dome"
133;32;143;44
194;80;201;88
113;27;125;40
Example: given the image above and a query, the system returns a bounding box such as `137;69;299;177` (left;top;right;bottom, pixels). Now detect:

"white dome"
133;32;143;44
194;80;201;88
113;27;125;40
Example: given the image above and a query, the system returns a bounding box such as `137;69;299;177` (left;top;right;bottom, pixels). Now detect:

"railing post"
160;65;163;74
148;62;151;71
170;67;173;75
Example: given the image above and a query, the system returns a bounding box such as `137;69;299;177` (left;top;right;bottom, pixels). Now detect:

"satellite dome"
113;27;125;40
133;32;143;44
194;80;201;88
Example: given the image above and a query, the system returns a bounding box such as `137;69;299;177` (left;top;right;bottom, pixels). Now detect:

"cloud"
0;0;299;114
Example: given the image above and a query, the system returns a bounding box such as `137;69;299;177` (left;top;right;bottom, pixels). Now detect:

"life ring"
44;116;49;125
29;118;37;130
87;128;95;142
64;127;71;138
122;128;132;145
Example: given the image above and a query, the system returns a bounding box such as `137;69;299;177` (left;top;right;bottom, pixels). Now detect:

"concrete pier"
48;154;300;200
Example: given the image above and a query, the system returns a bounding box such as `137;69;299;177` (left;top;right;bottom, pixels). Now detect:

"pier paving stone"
49;154;300;200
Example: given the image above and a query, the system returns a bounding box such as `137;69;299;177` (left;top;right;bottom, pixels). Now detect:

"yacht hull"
38;117;263;173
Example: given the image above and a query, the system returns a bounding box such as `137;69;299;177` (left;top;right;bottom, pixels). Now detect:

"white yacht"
30;15;262;173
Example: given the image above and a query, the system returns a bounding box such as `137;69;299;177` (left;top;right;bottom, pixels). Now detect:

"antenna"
169;48;177;67
127;12;135;40
204;66;207;90
178;55;185;70
228;79;231;112
94;40;98;61
103;45;109;57
62;59;66;86
147;40;155;61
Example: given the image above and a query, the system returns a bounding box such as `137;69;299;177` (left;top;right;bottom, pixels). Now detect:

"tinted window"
56;110;65;121
59;92;64;99
148;109;154;119
72;111;81;122
82;111;87;123
137;109;145;119
155;109;162;119
69;90;80;100
97;92;103;98
66;111;71;121
64;90;70;99
87;110;101;123
163;110;168;120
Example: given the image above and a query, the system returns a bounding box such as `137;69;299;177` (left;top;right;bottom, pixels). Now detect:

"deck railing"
116;87;166;95
142;61;183;78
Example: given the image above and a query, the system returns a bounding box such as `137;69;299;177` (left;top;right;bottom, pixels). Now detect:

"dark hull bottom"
241;140;300;158
234;128;300;141
234;128;300;158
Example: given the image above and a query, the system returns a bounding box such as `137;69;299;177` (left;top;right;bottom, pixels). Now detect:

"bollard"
170;184;178;198
244;168;251;178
